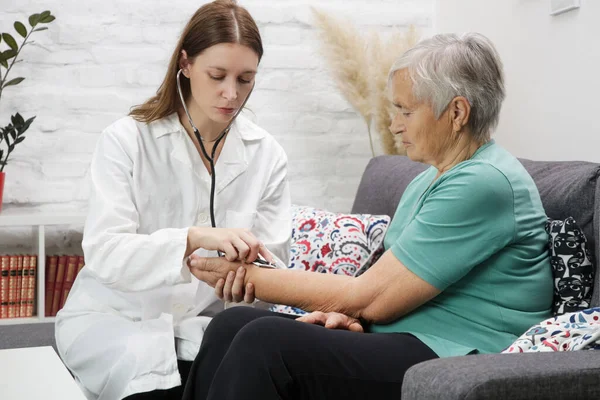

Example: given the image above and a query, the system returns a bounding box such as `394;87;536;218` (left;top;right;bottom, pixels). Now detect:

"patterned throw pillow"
271;205;391;316
502;307;600;353
546;217;595;316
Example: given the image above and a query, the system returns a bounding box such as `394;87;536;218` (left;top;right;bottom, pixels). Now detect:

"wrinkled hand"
296;311;364;332
187;254;243;287
188;227;273;263
215;264;256;304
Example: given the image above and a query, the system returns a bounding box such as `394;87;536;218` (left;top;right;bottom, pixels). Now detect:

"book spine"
0;255;9;319
8;255;18;318
45;256;58;317
76;255;85;275
51;255;67;316
15;255;23;318
27;256;37;317
60;255;78;310
19;255;30;318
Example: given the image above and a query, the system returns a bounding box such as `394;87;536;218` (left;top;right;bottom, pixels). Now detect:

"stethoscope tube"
176;68;253;234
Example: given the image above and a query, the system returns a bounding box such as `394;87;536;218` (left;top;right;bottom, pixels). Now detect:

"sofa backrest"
351;155;600;307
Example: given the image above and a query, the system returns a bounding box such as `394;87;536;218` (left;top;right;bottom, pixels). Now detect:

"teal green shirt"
370;140;553;357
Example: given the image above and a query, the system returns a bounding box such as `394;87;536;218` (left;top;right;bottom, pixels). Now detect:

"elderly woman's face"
389;70;454;164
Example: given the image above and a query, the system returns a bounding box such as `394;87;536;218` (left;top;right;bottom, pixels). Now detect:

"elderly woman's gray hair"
389;33;505;142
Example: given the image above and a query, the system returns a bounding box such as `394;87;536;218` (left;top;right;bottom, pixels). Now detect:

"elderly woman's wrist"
243;264;258;286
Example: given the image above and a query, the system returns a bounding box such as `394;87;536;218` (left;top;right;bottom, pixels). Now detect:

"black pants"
182;307;438;400
123;360;192;400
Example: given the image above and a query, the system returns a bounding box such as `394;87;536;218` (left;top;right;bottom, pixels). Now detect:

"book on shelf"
26;255;37;317
0;255;8;318
51;255;67;317
8;255;17;318
45;255;58;317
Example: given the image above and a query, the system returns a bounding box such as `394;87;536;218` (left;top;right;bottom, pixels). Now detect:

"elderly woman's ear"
448;96;471;134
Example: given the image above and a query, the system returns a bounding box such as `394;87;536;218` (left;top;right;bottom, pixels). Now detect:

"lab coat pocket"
226;210;256;229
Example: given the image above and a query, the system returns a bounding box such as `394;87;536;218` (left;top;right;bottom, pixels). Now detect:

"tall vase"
0;172;5;213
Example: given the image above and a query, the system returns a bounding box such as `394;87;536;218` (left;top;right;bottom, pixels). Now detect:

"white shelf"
0;206;86;227
0;206;86;326
0;317;55;325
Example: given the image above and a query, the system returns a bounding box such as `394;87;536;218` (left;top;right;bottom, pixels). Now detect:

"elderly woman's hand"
188;254;240;285
297;311;364;332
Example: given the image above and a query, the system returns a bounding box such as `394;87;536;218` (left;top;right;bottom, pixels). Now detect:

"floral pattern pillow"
503;307;600;353
270;205;391;316
546;217;595;316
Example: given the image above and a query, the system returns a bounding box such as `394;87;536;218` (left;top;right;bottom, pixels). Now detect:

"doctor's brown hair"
129;0;263;123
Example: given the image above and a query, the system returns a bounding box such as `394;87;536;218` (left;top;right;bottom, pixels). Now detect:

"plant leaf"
14;113;25;126
2;33;18;51
40;15;56;24
14;136;25;145
29;14;41;27
0;58;7;69
3;49;17;60
14;22;27;38
34;27;48;32
40;11;51;19
3;77;25;88
22;116;36;132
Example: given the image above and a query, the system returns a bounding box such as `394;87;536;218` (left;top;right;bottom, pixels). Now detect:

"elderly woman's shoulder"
444;160;514;193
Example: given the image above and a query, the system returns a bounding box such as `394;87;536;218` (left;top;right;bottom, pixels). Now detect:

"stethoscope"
176;69;274;268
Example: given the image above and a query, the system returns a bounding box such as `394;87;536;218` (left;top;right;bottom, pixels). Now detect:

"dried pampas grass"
370;27;418;155
311;8;419;155
311;8;375;156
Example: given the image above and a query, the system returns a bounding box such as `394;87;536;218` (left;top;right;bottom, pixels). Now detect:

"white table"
0;346;87;400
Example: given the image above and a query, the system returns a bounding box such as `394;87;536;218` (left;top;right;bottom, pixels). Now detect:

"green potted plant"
0;11;55;212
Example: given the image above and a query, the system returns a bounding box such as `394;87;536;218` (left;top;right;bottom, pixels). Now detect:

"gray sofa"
352;155;600;400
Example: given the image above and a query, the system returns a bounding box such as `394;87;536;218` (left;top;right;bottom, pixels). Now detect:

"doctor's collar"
151;112;267;141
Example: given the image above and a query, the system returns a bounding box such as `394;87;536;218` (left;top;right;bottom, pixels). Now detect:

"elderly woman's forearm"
244;267;368;316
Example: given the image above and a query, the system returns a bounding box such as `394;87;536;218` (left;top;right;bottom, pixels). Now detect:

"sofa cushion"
547;217;595;315
520;160;600;260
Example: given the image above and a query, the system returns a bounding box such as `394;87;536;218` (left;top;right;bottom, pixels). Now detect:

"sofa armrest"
402;351;600;400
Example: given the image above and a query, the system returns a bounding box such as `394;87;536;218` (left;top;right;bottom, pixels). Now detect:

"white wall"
435;0;600;162
0;0;432;248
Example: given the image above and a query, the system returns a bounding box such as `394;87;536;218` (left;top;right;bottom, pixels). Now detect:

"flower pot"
0;172;5;213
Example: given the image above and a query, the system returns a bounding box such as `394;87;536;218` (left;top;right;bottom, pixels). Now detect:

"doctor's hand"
186;226;273;264
296;311;364;333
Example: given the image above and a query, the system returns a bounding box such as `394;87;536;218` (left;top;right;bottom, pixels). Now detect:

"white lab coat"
55;112;291;400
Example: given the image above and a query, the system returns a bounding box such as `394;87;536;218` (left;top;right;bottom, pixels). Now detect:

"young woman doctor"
54;1;291;399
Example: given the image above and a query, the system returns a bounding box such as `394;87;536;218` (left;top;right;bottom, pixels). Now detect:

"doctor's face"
181;43;258;124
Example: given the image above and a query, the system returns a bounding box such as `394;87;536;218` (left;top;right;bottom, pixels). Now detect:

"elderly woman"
182;33;553;400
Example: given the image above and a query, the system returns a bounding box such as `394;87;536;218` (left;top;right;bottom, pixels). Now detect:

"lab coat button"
196;213;209;225
172;303;187;314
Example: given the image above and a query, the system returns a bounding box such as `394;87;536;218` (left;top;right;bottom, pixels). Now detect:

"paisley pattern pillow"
503;307;600;353
270;205;391;316
546;217;595;316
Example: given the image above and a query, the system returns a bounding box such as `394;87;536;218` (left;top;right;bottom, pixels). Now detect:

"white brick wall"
0;0;432;248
